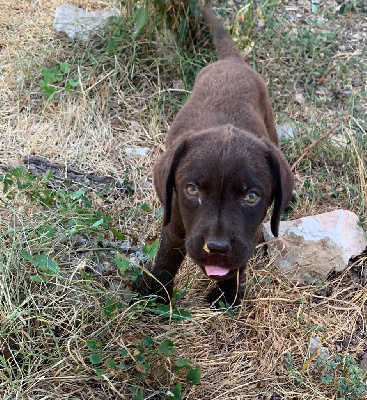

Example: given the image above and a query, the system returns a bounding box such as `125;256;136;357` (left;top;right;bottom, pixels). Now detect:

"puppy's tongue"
205;265;230;276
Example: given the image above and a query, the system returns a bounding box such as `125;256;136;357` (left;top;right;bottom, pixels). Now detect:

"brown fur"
149;6;294;307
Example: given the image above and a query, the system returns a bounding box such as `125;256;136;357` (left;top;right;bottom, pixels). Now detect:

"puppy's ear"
267;147;294;237
153;140;188;226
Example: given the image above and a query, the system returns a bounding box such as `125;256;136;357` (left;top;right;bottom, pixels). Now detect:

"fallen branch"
290;115;349;172
0;155;132;195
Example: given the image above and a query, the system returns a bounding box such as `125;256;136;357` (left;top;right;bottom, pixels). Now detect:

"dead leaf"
273;335;285;352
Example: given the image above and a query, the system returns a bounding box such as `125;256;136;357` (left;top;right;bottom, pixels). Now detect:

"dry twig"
290;115;349;172
316;65;334;85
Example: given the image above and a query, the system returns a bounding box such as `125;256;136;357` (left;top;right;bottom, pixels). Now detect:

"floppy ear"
153;140;188;226
267;147;294;237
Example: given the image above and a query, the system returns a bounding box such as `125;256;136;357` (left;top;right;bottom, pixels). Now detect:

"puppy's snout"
205;239;231;254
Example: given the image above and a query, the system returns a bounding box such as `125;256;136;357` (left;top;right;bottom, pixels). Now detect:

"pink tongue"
205;265;230;276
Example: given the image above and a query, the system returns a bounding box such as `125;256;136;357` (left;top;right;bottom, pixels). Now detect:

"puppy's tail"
201;5;242;60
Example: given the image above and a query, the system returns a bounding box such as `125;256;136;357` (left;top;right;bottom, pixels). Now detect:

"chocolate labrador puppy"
149;6;294;307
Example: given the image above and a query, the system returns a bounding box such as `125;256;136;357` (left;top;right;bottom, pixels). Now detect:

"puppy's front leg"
207;267;245;307
149;227;186;304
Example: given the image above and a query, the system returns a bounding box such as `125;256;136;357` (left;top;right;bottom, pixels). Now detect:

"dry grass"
1;0;367;399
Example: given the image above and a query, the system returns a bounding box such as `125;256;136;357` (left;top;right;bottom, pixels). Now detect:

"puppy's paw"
207;286;242;308
128;274;170;307
147;282;173;305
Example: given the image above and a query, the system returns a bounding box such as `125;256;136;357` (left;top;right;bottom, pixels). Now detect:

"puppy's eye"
186;184;199;196
244;191;259;204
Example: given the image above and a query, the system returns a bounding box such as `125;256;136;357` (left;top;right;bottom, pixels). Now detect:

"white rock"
263;210;367;284
54;4;118;41
130;121;143;134
293;92;304;104
125;147;150;157
276;122;295;140
309;337;330;360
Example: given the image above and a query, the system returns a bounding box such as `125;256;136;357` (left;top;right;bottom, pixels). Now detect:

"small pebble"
125;147;150;157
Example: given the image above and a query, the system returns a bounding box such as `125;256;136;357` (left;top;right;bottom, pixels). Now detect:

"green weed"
84;335;201;398
0;166;197;396
286;348;367;399
313;354;367;399
40;62;79;98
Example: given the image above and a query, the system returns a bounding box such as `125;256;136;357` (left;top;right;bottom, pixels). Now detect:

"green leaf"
33;255;59;274
148;304;192;321
110;227;125;240
70;189;85;199
311;2;318;14
95;368;105;376
115;255;130;275
172;383;182;400
68;78;80;88
21;249;34;263
105;358;117;368
132;388;144;400
172;289;187;301
131;7;148;39
107;38;117;56
21;251;59;275
91;218;104;229
132;267;143;282
142;336;154;348
139;203;150;212
40;82;56;98
176;358;191;369
80;269;94;280
30;275;49;282
117;348;128;356
51;67;63;81
41;68;54;84
85;340;100;351
42;170;53;181
136;354;147;364
60;62;70;74
189;0;200;17
321;371;333;385
2;177;14;192
104;297;118;317
143;238;159;260
186;365;201;386
158;339;176;356
38;224;55;239
155;207;163;219
89;353;102;365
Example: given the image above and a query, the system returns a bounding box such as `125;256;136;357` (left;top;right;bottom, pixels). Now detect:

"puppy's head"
154;125;294;280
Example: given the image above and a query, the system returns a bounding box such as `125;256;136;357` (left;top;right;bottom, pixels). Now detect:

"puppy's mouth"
204;265;231;277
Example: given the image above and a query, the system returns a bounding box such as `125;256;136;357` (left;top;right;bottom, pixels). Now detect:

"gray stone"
293;92;304;104
359;352;367;370
125;147;150;157
352;77;363;87
276;122;296;140
263;210;367;284
54;4;118;41
309;337;330;360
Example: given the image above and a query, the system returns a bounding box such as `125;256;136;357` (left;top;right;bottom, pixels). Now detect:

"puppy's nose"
205;239;231;254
